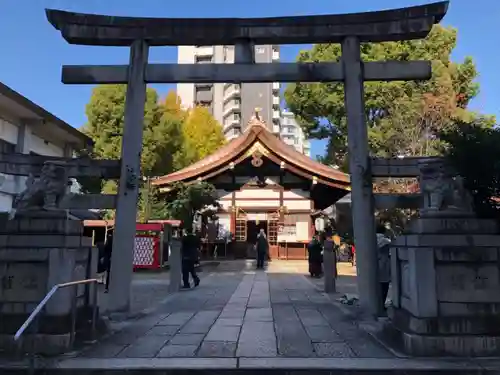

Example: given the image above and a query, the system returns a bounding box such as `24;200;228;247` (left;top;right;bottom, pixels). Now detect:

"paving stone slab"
213;317;243;326
158;312;195;326
296;308;331;327
219;308;246;319
305;325;344;343
103;326;152;346
169;334;205;346
314;342;356;357
156;344;198;357
117;336;169;358
146;325;180;336
205;325;241;342
244;307;273;322
237;321;277;357
273;306;315;357
179;322;214;334
79;343;126;358
197;341;237;357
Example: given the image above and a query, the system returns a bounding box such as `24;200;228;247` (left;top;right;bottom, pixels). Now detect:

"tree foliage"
79;85;226;220
178;106;227;167
285;25;494;166
165;182;220;233
441;122;500;219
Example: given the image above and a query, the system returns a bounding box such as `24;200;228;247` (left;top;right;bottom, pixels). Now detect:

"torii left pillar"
108;40;149;312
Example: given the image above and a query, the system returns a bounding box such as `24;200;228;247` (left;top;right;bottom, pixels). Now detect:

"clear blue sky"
0;0;497;159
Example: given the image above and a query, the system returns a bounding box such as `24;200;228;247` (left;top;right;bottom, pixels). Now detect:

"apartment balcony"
272;110;281;120
272;95;280;107
223;84;241;103
272;82;280;92
224;111;241;126
196;46;214;57
223;100;241;117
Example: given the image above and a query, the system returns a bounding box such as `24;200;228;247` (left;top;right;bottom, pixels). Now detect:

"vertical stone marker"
342;36;381;317
108;40;149;312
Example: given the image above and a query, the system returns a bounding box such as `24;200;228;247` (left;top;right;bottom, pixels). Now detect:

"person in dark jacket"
181;232;201;288
376;224;391;309
103;230;114;293
255;229;269;269
307;235;323;278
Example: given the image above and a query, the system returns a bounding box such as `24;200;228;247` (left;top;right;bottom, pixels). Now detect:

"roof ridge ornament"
254;107;261;120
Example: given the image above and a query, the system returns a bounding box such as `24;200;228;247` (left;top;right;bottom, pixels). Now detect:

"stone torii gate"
46;1;449;315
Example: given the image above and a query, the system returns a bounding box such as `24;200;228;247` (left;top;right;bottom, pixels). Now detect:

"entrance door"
268;219;278;259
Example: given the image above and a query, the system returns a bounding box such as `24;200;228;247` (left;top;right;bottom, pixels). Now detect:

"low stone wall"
0;210;98;355
389;216;500;356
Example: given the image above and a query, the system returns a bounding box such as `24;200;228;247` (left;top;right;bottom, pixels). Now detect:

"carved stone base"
0;333;71;356
0;211;99;355
398;330;500;357
389;216;500;357
389;307;500;356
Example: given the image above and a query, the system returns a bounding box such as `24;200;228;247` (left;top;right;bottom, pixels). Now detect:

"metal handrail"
14;278;99;342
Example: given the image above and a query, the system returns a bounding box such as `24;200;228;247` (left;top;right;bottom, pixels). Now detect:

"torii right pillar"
342;36;380;318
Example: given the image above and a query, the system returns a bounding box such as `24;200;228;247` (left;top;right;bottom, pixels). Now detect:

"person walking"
103;230;113;293
376;224;391;310
307;234;323;278
255;228;269;269
181;231;201;289
323;227;337;292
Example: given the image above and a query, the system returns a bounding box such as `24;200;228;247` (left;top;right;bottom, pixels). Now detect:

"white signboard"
296;222;310;242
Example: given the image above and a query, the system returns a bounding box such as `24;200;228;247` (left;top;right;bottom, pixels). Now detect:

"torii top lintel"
46;1;448;47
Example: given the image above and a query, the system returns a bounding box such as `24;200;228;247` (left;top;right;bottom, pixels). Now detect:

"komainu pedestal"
0;210;98;355
390;160;500;356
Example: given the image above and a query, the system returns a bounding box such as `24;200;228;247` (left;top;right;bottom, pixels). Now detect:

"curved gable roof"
152;115;350;188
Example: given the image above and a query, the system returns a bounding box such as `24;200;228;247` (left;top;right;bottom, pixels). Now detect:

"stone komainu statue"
418;159;473;215
13;161;70;211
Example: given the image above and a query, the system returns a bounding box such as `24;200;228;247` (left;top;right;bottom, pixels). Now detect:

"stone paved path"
79;260;392;359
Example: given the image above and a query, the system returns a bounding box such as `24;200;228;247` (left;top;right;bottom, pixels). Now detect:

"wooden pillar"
278;169;284;222
108;40;149;312
230;191;236;234
342;36;381;317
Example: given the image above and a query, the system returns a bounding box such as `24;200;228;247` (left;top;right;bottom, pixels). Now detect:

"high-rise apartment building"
280;111;311;157
177;45;281;140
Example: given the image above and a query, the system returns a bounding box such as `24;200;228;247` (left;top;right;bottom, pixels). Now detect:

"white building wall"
0;116;69;212
177;46;196;110
280;111;311;157
176;45;281;140
29;133;64;157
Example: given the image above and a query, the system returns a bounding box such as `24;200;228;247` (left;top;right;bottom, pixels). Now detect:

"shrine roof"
152;114;350;190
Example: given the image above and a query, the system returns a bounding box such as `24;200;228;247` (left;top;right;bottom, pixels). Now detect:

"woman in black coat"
307;235;323;278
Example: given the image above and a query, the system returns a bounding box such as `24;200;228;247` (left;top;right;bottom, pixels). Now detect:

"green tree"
80;86;187;219
441;121;500;219
154;91;187;174
178;106;226;167
285;25;493;165
137;185;168;222
165;182;220;233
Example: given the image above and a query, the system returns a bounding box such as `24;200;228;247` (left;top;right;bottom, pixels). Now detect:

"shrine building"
152;113;350;259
